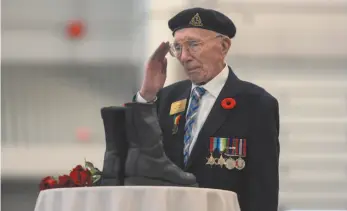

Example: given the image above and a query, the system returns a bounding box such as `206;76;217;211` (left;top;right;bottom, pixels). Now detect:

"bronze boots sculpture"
100;106;128;186
123;102;198;187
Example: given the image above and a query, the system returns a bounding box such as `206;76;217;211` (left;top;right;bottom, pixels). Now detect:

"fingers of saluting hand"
150;41;170;61
161;57;168;74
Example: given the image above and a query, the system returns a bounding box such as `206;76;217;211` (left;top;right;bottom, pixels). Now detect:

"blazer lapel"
170;83;192;168
184;67;245;169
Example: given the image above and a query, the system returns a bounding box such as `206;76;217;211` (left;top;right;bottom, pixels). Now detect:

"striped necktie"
183;86;206;166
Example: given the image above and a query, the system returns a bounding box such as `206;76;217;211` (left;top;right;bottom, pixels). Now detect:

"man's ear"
221;38;231;55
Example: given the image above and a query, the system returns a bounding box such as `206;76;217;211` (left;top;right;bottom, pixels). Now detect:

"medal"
235;157;245;170
216;138;227;168
206;137;217;166
206;153;216;166
235;138;247;170
217;154;226;167
225;158;236;170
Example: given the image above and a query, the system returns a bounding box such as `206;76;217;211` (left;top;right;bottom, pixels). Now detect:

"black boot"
124;102;198;187
100;106;128;186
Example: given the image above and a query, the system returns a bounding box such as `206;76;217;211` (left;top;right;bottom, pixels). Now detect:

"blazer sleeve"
243;95;280;211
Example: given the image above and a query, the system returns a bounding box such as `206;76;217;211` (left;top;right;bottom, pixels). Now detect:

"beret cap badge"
189;13;203;27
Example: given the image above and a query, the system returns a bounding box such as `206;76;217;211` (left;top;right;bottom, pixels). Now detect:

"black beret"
168;7;236;39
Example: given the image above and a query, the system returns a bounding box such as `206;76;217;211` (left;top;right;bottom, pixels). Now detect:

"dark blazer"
154;66;280;211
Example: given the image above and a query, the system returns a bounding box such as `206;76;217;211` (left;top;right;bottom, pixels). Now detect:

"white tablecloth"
34;186;241;211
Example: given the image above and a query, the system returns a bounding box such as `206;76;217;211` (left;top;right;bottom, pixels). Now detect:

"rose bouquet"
39;160;102;191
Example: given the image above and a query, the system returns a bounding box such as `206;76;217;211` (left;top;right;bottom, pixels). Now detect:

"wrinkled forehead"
173;28;217;42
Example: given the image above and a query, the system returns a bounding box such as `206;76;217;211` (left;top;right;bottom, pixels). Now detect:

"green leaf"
85;160;95;169
89;168;98;175
84;159;101;176
92;175;101;183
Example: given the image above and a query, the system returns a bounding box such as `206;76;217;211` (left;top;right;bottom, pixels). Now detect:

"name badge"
170;99;187;115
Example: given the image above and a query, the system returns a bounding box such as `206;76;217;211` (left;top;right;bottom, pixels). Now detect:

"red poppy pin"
221;98;236;110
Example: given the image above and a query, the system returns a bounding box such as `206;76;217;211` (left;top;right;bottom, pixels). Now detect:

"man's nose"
179;47;192;63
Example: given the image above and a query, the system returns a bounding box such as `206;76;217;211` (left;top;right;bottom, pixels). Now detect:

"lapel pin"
221;98;236;110
171;114;181;135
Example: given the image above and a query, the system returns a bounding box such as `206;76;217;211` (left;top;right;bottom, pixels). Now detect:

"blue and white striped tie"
183;86;206;166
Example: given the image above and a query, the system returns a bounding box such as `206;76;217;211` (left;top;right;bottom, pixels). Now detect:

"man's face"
172;28;229;84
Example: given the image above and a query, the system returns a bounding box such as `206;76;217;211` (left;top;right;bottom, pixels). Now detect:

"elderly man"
134;7;280;211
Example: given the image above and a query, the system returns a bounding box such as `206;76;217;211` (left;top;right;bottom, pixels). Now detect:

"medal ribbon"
218;138;227;153
209;137;215;154
173;114;181;125
209;137;245;156
225;138;232;155
214;138;219;153
231;138;237;156
239;139;247;157
226;138;230;153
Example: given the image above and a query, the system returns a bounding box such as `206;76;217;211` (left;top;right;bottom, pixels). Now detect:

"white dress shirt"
136;64;229;155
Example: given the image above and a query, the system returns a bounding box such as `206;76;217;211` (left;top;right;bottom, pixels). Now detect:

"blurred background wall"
2;0;347;210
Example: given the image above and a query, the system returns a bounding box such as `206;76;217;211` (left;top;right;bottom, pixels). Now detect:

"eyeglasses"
169;34;225;58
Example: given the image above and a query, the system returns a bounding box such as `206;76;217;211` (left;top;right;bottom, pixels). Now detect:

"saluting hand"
139;41;170;102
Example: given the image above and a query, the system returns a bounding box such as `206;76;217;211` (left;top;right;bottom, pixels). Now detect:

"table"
34;186;241;211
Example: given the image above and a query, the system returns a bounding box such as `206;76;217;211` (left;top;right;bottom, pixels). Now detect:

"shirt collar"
191;63;229;98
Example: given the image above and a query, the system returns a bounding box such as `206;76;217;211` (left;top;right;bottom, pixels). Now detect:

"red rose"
69;165;92;186
58;175;75;187
221;98;236;109
39;176;58;191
